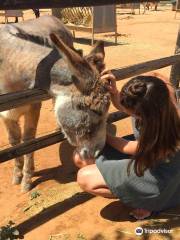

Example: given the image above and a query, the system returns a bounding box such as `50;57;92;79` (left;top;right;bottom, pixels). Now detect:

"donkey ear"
50;33;94;93
85;41;105;73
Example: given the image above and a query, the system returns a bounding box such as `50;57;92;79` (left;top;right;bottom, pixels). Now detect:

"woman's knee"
77;166;95;192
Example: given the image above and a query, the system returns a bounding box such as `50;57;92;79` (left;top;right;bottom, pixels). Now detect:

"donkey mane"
8;25;83;57
9;25;53;49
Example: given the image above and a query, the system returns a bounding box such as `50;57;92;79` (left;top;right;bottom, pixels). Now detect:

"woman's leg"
73;152;114;198
77;164;116;199
130;209;152;220
73;151;152;219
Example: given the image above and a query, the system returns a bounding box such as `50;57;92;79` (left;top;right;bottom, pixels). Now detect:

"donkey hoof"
12;175;22;185
21;182;32;193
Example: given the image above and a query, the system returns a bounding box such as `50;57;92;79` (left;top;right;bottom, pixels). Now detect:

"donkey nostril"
80;148;90;159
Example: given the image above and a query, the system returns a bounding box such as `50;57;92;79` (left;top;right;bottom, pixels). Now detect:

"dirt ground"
0;4;180;240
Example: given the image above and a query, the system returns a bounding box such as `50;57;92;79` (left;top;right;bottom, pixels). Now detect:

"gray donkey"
0;15;110;192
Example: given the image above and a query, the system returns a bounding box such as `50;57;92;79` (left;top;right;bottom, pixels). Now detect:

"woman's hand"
100;70;118;95
73;151;95;169
101;70;123;111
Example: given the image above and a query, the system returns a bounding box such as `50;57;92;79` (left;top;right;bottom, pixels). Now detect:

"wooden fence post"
170;25;180;89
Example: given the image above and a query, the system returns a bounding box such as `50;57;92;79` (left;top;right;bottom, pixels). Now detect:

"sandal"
129;208;152;220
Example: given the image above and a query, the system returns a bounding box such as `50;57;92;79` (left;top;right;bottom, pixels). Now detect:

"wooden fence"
0;0;179;163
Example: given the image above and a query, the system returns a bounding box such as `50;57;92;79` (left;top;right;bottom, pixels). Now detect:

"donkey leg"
154;3;158;11
3;118;24;185
21;103;41;192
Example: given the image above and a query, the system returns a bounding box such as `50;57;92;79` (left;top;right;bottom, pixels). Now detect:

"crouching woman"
73;72;180;220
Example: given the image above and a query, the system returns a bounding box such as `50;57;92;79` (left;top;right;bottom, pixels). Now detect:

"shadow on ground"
101;200;180;240
17;192;94;235
32;140;78;188
74;36;129;46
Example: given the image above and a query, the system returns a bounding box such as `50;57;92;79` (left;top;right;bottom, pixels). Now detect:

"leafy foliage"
0;221;23;240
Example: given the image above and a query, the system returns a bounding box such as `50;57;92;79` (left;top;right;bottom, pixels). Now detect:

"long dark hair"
120;75;180;176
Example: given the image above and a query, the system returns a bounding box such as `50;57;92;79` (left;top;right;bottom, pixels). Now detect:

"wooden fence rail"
0;89;51;112
0;54;180;113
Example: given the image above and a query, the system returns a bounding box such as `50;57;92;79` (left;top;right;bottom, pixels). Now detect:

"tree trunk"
177;0;180;10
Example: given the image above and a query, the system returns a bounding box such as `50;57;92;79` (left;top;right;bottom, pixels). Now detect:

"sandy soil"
0;4;180;240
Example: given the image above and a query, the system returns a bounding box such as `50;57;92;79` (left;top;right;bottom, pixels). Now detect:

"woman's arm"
106;134;138;156
109;89;122;111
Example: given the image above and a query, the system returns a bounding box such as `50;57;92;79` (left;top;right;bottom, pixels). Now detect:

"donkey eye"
71;75;79;83
94;59;101;64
